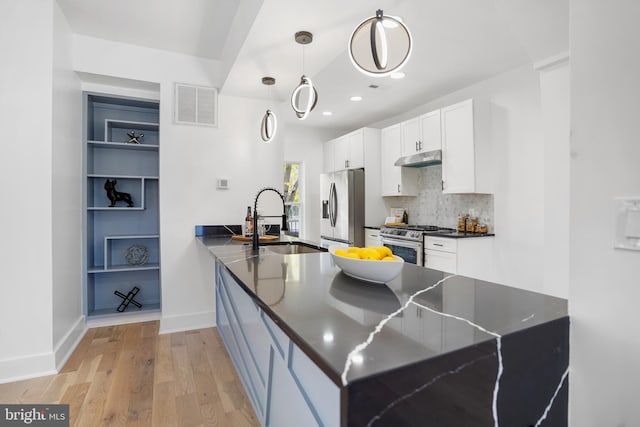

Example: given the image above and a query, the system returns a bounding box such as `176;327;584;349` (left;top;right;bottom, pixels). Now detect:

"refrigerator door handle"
328;182;334;226
330;182;338;227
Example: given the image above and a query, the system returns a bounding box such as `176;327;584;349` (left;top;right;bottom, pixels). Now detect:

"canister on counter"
466;217;478;233
457;214;468;233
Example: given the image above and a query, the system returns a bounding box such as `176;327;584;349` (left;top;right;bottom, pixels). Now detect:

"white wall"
539;60;570;299
374;64;545;293
0;1;56;381
72;35;288;333
569;2;640;425
283;124;340;242
51;0;85;370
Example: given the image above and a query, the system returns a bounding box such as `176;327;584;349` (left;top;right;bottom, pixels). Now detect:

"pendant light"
260;77;277;143
290;31;318;120
348;9;412;77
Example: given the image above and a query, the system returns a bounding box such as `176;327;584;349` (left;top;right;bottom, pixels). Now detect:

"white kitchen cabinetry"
325;130;364;171
441;99;491;194
424;236;457;274
364;228;382;247
419;110;442;152
322;139;335;173
401;110;441;155
401;117;421;155
380;124;418;196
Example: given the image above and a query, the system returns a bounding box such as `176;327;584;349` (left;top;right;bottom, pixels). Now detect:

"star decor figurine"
126;130;144;144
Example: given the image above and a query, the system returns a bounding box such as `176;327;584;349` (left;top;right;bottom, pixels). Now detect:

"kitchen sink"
262;242;326;255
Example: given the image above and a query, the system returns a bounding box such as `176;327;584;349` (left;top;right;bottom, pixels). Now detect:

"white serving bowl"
328;246;404;284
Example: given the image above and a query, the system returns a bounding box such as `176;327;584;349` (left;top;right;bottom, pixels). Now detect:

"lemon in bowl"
329;246;404;284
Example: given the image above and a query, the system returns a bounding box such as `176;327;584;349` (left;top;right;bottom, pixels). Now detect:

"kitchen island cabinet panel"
215;261;340;427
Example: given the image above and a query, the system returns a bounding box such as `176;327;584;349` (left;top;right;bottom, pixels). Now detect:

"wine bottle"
244;206;253;237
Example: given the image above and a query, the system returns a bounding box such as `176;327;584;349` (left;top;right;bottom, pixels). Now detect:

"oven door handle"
381;237;422;250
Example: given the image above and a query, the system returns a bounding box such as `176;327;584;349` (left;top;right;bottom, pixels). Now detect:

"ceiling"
57;0;568;131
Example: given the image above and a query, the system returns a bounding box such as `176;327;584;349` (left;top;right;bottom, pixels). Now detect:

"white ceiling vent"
174;83;218;127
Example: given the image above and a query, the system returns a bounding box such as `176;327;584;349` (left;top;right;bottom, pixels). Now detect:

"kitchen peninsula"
196;226;568;427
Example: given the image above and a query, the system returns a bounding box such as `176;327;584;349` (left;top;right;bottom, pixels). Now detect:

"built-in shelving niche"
83;92;161;319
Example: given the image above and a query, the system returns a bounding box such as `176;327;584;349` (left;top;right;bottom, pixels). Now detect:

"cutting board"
231;235;279;242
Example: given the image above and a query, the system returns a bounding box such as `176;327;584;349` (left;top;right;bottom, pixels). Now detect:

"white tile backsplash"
382;165;494;231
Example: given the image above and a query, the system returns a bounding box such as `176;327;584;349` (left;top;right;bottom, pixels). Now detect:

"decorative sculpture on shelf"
125;244;149;266
104;179;134;207
126;130;144;144
114;286;142;312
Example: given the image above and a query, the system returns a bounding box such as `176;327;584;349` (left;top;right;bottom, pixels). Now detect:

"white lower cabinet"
364;228;382;247
216;262;340;427
424;236;457;274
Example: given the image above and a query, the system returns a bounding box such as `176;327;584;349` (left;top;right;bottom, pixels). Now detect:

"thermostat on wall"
217;178;229;190
615;197;640;251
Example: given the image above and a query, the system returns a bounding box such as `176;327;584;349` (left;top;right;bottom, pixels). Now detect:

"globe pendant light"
349;9;412;77
290;31;318;120
260;77;277;143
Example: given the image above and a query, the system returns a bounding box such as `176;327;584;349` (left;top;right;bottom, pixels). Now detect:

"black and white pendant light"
290;31;318;120
348;9;412;77
260;77;277;143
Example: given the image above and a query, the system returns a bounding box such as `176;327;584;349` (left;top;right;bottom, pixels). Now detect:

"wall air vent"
174;83;218;127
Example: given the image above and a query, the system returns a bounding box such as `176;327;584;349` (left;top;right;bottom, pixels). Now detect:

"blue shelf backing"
84;92;161;318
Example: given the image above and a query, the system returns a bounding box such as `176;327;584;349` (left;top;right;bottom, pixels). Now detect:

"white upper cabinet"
441;99;478;193
324;130;365;172
401;117;421;155
419;110;442;152
381;124;418;196
401;110;442;155
322;139;335;173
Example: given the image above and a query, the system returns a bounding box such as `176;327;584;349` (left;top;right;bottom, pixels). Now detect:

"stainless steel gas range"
379;225;456;266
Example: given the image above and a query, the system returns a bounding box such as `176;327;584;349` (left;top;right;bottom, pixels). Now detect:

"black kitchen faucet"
252;187;289;252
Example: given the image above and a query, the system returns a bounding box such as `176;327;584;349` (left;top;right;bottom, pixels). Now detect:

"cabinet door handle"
418;140;422;151
415;141;418;152
397;184;401;193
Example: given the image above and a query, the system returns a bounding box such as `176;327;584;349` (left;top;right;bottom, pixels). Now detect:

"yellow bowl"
329;246;404;284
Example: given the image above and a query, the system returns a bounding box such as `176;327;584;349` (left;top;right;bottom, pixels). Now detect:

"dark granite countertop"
424;231;496;239
196;233;567;388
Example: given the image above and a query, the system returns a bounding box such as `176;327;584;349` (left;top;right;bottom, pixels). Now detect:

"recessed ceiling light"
322;111;333;116
350;96;363;102
390;72;405;79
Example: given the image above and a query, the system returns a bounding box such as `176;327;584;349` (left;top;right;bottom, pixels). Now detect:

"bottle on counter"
402;210;408;224
244;206;253;237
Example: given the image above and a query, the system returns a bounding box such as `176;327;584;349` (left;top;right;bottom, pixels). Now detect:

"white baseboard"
0;352;57;385
159;310;216;335
54;316;87;371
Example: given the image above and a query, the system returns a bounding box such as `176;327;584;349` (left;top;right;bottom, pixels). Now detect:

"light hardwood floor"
0;321;259;427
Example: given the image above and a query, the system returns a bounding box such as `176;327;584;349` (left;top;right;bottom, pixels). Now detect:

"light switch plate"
614;197;640;251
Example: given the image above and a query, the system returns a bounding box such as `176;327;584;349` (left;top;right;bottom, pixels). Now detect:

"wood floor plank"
154;334;174;384
0;323;259;427
151;381;178;426
60;382;90;427
176;392;203;427
172;344;196;397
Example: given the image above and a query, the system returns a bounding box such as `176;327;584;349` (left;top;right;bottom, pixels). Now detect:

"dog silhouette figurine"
104;179;134;207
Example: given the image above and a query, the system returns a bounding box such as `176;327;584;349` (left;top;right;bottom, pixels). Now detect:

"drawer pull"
433;243;444;247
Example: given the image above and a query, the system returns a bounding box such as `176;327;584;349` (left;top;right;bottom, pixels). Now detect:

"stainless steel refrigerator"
320;168;365;247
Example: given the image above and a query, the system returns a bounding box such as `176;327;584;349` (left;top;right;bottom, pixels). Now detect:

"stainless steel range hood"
394;149;442;167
